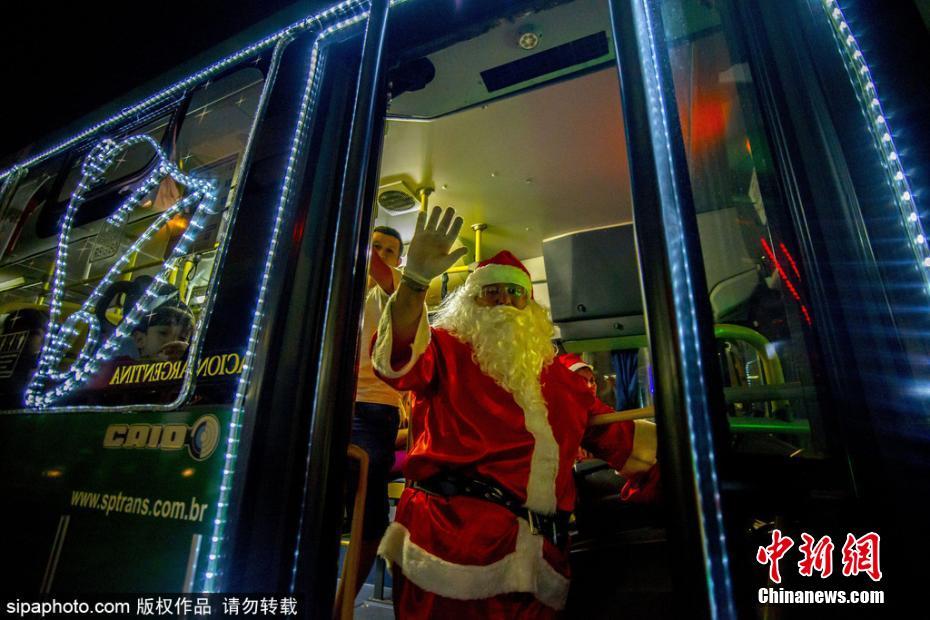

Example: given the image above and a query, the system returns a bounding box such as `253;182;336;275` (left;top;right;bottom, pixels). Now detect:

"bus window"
42;112;175;238
659;0;827;460
0;158;63;260
56;116;170;202
174;67;264;256
0;64;267;410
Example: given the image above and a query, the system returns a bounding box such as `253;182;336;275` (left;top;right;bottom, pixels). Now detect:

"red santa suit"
371;253;657;616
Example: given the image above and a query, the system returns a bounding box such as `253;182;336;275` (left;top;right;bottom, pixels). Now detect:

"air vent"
377;181;421;215
480;31;609;93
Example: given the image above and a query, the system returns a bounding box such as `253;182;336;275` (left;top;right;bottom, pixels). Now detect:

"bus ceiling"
378;0;632;263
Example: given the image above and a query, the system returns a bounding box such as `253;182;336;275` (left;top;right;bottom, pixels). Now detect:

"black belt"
411;472;570;547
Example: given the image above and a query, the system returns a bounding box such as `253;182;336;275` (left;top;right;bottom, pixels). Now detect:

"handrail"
587;404;809;436
588;406;654;426
0;247;217;298
0;301;72;316
714;323;785;385
336;444;369;620
727;418;810;435
560;325;784;386
723;383;816;403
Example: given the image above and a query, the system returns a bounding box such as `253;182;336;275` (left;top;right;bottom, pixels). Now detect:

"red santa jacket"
371;299;656;610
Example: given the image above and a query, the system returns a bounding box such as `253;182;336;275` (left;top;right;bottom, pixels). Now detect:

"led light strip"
26;134;218;407
821;0;929;288
2;36;292;416
202;2;370;592
0;0;402;590
634;1;735;617
0;0;378;184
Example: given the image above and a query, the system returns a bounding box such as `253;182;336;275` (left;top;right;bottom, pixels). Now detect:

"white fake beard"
432;281;556;402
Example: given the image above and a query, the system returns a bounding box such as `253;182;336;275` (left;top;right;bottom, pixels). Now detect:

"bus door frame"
289;0;740;615
608;1;736;618
218;1;392;616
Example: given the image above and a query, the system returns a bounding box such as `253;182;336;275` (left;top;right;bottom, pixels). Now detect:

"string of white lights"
1;0;404;591
4;35;291;416
0;0;377;184
634;1;735;617
26;134;218;407
821;0;929;286
201;2;369;592
0;167;27;214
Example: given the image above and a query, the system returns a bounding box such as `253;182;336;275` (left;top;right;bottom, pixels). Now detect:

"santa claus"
371;206;658;618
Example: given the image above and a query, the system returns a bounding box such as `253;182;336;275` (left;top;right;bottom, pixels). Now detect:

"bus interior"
360;0;836;614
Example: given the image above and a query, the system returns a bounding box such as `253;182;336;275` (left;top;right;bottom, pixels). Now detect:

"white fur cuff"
371;293;431;379
620;419;658;477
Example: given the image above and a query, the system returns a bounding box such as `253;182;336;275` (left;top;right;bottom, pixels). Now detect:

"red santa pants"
392;565;559;619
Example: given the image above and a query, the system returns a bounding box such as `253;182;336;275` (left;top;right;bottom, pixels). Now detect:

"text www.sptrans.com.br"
70;489;207;522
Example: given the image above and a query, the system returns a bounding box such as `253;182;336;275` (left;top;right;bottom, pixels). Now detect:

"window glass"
0;159;61;261
55;115;171;204
660;0;824;458
0;66;265;410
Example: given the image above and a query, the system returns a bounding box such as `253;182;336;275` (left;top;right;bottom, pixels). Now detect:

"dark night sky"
2;0;929;169
0;1;331;161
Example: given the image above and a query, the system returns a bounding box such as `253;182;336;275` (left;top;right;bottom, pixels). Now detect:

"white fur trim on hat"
378;519;569;610
371;293;431;379
567;361;593;373
468;264;532;293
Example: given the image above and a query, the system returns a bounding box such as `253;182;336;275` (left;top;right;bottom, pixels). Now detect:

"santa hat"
557;352;593;373
467;250;533;297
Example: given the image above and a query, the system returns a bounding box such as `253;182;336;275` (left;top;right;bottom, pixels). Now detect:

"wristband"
401;267;432;288
401;274;429;292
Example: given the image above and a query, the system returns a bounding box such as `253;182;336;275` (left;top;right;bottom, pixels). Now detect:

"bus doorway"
346;0;881;616
342;1;671;615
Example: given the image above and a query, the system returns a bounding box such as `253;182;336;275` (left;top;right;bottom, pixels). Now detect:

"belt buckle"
528;511;542;536
527;511;556;545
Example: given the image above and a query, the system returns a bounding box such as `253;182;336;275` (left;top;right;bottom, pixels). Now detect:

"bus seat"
696;207;761;321
568;458;672;619
709;268;759;321
572;459;661;536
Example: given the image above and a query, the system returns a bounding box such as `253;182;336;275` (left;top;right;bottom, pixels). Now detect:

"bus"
0;0;927;617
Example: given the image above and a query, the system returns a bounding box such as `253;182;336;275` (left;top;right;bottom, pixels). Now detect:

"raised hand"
156;340;189;362
402;206;468;287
